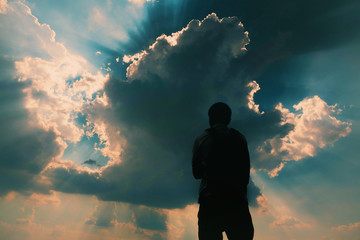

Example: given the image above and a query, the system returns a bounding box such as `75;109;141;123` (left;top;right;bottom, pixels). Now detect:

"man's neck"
211;123;228;128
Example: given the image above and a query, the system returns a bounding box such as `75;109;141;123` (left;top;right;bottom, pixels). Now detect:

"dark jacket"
192;124;250;203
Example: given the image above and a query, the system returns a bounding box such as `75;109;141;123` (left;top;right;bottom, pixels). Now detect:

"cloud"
15;55;109;145
126;0;360;116
165;204;198;240
12;193;61;228
88;7;128;43
24;191;61;207
0;0;10;14
0;1;71;58
0;222;29;240
128;0;153;7
255;95;351;177
1;191;164;240
322;221;360;240
0;1;116;198
1;1;358;239
8;0;123;168
270;215;311;229
0;75;62;196
123;12;249;82
332;222;360;231
45;13;273;209
247;80;264;115
2;1;279;211
85;201;117;228
5;1;351;215
132;206;167;231
247;178;268;213
83;200;167;240
254;194;270;214
82;159;100;166
277;96;351;160
8;191;61;228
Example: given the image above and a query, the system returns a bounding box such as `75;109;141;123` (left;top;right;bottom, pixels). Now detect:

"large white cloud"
6;0;126;169
255;95;352;177
0;0;126;199
45;12;268;209
124;13;250;82
0;0;10;14
16;56;109;143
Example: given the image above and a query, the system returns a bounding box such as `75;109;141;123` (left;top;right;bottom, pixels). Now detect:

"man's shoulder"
195;130;211;143
195;127;247;144
229;128;247;143
192;130;212;153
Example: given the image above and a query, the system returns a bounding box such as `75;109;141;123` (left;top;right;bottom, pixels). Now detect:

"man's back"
192;124;250;204
192;102;253;240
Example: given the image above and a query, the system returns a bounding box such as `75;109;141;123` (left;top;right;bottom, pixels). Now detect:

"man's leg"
225;224;254;240
223;205;254;240
198;203;223;240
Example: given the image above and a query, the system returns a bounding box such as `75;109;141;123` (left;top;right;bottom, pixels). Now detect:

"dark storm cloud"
247;179;262;208
48;147;198;208
132;206;167;231
122;0;360;107
46;13;289;209
136;0;360;59
0;56;61;196
85;201;166;231
85;202;116;228
45;0;360;210
85;202;166;231
214;0;360;105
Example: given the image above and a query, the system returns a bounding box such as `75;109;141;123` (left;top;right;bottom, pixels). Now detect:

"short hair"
208;102;232;126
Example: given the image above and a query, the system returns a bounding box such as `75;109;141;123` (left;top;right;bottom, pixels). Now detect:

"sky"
0;0;360;239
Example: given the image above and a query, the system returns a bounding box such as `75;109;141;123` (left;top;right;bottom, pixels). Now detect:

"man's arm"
192;136;205;179
232;129;250;186
243;138;250;186
237;133;250;186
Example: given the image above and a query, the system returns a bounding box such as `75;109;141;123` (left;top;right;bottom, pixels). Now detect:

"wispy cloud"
332;222;360;231
270;215;311;229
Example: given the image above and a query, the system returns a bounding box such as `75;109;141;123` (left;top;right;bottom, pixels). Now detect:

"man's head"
208;102;232;126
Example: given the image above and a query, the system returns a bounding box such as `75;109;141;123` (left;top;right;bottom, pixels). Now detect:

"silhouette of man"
192;102;254;240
